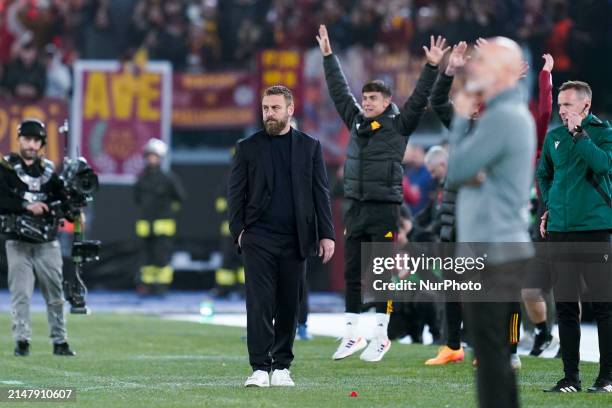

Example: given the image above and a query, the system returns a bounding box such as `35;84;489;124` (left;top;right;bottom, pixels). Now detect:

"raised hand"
423;35;450;67
446;41;468;76
566;111;583;133
316;24;332;56
542;53;554;73
474;37;488;52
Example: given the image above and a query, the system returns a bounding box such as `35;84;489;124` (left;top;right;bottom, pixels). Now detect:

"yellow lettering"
111;72;136;119
263;70;282;85
284;71;297;87
137;73;160;120
84;72;110;119
280;52;299;68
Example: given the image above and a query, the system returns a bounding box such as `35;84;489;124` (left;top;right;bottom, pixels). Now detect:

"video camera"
57;120;101;314
54;156;99;221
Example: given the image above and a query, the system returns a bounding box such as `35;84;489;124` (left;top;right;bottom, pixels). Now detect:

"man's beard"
20;148;38;160
264;116;288;135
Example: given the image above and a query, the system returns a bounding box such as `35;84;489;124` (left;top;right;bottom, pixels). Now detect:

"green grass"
0;313;608;407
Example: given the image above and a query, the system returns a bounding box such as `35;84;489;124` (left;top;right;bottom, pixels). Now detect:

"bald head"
483;37;524;77
466;37;524;99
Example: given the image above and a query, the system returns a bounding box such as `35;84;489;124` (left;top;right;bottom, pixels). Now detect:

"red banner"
71;61;172;184
172;72;255;129
257;50;304;116
0;97;67;165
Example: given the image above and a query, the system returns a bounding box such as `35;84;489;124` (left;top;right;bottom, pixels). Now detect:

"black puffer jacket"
323;54;438;203
430;72;458;242
437;186;456;242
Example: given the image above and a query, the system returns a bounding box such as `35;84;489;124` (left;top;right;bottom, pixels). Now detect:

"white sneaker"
332;336;367;360
270;369;295;387
539;335;561;359
510;353;522;370
360;338;391;362
244;370;270;387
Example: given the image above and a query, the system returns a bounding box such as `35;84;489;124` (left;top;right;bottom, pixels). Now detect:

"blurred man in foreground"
446;38;536;408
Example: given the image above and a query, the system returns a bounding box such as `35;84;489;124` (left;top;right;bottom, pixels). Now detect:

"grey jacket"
446;87;536;263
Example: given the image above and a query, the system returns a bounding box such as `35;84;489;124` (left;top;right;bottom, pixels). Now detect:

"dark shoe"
14;341;30;356
587;378;612;393
543;378;581;393
53;342;76;356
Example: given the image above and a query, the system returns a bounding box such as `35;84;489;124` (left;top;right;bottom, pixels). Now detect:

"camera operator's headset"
18;118;47;146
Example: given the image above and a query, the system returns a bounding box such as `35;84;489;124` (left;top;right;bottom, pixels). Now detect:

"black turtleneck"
250;128;297;236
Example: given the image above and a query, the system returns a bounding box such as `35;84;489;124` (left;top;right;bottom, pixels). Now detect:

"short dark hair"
559;81;592;100
362;80;392;98
262;85;294;105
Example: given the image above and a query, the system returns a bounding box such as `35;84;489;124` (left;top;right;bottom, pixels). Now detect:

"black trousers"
242;231;305;372
443;266;464;350
548;230;612;382
388;300;440;342
298;265;309;325
464;259;528;408
445;301;463;350
446;301;520;351
344;200;399;314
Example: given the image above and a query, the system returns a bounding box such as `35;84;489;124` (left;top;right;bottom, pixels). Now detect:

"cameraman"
0;119;75;357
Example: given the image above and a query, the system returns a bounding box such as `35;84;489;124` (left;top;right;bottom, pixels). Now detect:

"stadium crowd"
0;0;609;401
0;0;609;113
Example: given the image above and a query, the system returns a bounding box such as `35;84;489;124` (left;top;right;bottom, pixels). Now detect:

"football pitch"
0;313;607;407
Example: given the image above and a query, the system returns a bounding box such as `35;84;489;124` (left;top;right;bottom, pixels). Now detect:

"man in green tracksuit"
537;80;612;393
